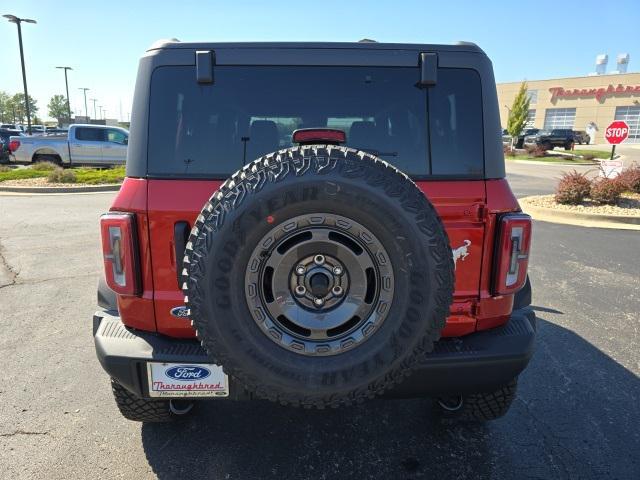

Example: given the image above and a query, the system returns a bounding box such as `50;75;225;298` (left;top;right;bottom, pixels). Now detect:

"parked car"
8;124;128;165
0;123;26;132
44;127;69;135
573;130;590;145
524;128;575;150
515;128;539;148
502;128;540;148
94;40;535;424
0;128;23;163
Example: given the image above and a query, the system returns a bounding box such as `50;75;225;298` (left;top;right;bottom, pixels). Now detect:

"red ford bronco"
94;40;535;422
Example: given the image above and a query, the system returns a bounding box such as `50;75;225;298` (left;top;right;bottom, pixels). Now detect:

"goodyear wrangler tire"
183;146;454;408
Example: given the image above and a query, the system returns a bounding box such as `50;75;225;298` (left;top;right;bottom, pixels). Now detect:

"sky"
1;0;639;122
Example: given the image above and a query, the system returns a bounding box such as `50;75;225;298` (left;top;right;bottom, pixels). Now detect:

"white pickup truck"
9;124;129;166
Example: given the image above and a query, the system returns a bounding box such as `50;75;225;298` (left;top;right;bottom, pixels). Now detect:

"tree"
7;93;39;124
0;91;10;123
507;81;531;149
48;94;71;120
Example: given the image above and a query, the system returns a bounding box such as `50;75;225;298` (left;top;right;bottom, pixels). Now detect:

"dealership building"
497;71;640;144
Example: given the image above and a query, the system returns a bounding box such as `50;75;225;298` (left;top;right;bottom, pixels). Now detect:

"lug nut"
332;286;343;297
295;265;306;275
294;285;306;297
332;266;343;276
313;255;325;265
313;297;325;307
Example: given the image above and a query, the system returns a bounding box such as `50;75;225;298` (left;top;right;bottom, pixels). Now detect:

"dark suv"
94;41;535;423
525;128;575;150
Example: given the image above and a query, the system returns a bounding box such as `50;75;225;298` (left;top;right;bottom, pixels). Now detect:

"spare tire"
182;146;454;408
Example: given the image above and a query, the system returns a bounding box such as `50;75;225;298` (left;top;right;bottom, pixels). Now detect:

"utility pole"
55;66;73;121
90;98;98;122
4;14;37;135
78;88;90;121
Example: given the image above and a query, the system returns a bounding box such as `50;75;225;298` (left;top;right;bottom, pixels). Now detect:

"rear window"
148;65;484;178
76;127;105;141
429;69;483;176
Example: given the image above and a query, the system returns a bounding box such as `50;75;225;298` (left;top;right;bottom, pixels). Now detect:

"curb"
519;196;640;231
0;184;121;194
511;159;600;167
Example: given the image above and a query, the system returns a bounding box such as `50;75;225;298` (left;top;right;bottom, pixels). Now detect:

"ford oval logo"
170;306;190;318
165;365;211;381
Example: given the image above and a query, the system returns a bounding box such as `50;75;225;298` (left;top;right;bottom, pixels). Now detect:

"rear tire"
110;379;193;423
564;142;574;151
434;378;518;422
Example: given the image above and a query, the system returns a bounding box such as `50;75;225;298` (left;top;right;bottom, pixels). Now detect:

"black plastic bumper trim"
93;308;536;399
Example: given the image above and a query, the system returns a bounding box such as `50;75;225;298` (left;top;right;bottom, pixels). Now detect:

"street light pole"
56;66;73;121
78;88;90;121
90;98;97;122
3;14;37;135
99;106;103;119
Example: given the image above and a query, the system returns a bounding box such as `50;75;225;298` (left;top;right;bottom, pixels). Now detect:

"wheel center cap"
309;272;330;297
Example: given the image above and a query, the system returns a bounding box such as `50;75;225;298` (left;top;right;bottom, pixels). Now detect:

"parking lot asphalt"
0;184;638;479
505;144;640;197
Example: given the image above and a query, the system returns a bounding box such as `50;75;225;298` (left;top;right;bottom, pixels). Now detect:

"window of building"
614;106;640;144
527;90;537;104
525;109;536;128
543;108;576;129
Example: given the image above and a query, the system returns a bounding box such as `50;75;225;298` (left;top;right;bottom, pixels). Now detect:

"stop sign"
605;120;629;145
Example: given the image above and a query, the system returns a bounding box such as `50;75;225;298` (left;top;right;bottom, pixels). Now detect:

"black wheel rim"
245;213;394;356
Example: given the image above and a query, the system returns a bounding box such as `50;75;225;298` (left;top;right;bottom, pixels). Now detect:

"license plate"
147;362;229;398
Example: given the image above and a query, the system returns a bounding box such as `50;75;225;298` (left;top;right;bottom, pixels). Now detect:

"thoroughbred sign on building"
497;72;640;144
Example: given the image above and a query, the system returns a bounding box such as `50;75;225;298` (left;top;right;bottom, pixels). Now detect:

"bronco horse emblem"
452;240;471;269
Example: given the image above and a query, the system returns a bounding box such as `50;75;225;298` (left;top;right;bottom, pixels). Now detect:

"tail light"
100;212;141;295
9;140;20;152
493;213;532;295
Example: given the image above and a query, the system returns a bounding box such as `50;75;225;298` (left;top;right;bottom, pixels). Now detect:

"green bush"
554;170;591;205
0;168;47;182
0;165;10;173
31;161;58;172
616;163;640;193
589;178;624;205
74;166;125;184
47;168;77;183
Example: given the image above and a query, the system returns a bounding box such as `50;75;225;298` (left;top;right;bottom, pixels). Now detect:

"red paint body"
110;176;521;338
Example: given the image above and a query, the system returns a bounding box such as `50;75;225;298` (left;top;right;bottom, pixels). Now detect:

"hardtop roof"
147;39;485;54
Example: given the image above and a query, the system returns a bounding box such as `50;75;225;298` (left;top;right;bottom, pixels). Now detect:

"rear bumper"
93;308;536;400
